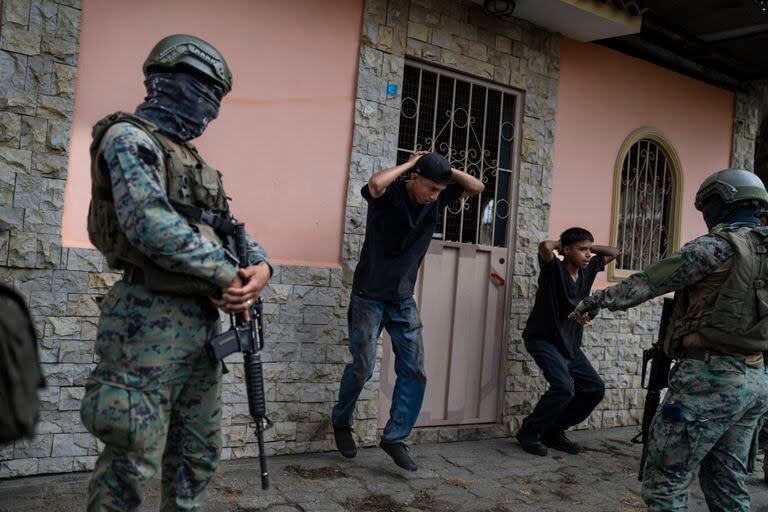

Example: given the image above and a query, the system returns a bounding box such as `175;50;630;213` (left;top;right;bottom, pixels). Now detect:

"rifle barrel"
244;340;269;490
257;425;269;489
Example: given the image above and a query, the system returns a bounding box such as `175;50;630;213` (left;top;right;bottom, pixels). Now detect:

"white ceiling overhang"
474;0;642;41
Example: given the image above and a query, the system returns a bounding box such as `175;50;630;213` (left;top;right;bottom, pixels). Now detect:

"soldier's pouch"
97;288;120;315
80;378;163;453
655;401;706;471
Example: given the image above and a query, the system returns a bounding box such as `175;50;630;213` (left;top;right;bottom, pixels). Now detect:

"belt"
683;347;735;362
120;267;216;316
123;266;145;285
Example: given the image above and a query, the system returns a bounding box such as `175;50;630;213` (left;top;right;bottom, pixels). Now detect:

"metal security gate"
378;61;521;427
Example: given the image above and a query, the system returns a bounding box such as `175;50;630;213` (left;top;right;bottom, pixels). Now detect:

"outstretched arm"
572;234;734;318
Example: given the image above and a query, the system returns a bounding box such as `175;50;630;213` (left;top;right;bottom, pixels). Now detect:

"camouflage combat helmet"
143;34;232;94
694;168;768;211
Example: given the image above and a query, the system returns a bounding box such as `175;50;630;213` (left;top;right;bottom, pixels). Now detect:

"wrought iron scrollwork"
617;139;674;271
397;63;517;248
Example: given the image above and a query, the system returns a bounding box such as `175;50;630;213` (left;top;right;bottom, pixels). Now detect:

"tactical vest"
665;225;768;356
87;112;230;296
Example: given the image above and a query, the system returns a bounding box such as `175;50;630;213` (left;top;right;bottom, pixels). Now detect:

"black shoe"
380;441;417;471
516;427;548;456
333;426;357;458
541;430;581;454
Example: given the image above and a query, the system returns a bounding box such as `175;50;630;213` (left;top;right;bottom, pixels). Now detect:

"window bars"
396;62;518;248
616;138;674;271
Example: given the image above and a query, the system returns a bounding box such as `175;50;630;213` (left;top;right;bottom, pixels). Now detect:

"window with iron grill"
397;62;518;248
614;136;679;273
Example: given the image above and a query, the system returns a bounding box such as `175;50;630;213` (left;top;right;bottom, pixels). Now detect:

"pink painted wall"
62;0;363;267
550;38;735;288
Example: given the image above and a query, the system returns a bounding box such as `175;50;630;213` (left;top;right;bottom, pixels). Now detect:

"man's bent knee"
589;382;606;401
549;385;576;403
352;363;375;384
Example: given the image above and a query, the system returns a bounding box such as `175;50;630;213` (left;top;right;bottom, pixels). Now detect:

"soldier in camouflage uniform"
760;209;768;486
80;35;271;511
573;169;768;511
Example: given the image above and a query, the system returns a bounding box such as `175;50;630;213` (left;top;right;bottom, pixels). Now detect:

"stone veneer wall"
0;0;102;477
732;87;761;171
0;0;748;478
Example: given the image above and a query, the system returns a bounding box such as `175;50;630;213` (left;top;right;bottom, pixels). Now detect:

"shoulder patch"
136;143;159;167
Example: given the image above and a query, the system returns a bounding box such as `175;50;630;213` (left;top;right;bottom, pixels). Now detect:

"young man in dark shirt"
516;228;619;456
332;152;484;471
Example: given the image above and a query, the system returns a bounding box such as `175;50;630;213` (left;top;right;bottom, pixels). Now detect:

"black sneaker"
515;427;548;456
541;430;581;454
380;441;417;471
333;426;357;458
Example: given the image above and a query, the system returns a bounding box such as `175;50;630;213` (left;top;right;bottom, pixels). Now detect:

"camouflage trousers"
641;355;768;511
763;417;768;481
80;282;222;511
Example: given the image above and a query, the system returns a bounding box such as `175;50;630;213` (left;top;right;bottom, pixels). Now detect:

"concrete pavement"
2;427;767;511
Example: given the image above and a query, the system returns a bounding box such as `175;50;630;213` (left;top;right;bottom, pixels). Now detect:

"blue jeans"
332;294;426;443
521;339;605;434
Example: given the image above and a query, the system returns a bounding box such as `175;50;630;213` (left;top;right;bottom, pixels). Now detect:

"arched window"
609;128;682;280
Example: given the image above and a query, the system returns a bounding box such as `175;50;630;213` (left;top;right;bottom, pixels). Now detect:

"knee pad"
80;380;163;453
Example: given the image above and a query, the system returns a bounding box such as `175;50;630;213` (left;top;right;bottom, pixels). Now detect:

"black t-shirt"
352;180;464;301
522;254;606;358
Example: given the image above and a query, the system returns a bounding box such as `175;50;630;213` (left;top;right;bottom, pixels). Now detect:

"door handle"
490;272;506;286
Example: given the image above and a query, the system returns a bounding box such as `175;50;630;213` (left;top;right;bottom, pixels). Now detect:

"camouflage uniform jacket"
101;121;269;285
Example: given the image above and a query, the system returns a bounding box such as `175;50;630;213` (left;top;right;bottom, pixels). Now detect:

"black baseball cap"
414;153;452;185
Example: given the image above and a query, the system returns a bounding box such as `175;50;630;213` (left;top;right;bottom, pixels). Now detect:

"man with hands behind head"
516;228;618;457
332;151;484;471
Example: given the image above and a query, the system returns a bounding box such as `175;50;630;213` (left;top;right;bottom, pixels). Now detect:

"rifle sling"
169;199;237;236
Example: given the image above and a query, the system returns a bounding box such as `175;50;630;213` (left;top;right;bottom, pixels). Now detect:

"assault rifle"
632;295;677;481
207;222;272;490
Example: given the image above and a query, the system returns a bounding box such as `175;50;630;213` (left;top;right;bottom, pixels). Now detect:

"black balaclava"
135;70;223;143
702;196;762;229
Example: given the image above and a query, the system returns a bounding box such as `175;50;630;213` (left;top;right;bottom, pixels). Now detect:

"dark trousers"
521;339;605;434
